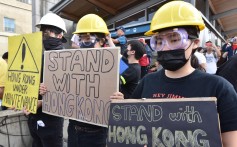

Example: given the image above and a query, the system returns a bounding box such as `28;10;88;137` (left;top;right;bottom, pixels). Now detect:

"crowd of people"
0;1;237;147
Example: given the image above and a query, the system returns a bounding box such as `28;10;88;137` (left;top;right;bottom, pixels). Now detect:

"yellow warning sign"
2;32;42;114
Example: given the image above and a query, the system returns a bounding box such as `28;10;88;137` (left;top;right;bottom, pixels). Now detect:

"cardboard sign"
42;47;120;127
107;98;222;147
2;32;42;114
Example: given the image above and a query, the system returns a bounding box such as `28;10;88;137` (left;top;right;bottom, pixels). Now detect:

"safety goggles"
150;28;189;51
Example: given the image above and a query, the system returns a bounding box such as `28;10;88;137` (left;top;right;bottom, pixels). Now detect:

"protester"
0;57;7;99
138;38;152;78
68;13;114;147
24;13;67;147
0;52;8;110
222;36;237;59
112;26;127;54
110;1;237;146
217;54;237;92
191;53;205;72
120;40;145;99
203;41;221;74
193;47;206;71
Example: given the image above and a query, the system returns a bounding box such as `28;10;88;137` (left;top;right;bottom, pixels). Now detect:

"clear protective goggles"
150;28;189;51
78;34;96;47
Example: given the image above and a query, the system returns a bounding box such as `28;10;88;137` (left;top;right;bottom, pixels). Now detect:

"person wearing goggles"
67;14;115;147
111;1;237;147
72;32;114;49
149;27;199;71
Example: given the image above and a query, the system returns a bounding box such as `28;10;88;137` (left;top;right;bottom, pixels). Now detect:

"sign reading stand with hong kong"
42;47;120;127
107;98;222;147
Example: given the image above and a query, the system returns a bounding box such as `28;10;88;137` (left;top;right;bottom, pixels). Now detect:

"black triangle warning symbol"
8;37;39;73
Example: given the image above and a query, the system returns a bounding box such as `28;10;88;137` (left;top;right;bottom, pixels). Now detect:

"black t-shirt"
120;63;141;99
132;69;237;133
217;54;237;92
29;49;63;123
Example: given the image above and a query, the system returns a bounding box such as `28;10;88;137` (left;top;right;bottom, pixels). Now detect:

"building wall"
0;0;32;56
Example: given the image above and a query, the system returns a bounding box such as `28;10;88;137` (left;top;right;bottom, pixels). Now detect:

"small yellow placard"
2;32;42;114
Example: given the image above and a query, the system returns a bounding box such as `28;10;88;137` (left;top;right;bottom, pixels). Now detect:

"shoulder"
194;52;206;62
117;36;126;40
201;72;234;88
128;63;141;72
123;63;139;74
142;70;162;82
120;35;126;39
0;59;7;70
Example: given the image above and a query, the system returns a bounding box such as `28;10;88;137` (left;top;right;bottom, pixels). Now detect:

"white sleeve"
71;34;79;45
194;52;206;64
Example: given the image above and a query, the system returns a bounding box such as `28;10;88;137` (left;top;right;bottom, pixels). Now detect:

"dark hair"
191;54;205;72
206;41;212;43
40;25;63;35
128;40;146;60
195;47;204;52
2;52;8;59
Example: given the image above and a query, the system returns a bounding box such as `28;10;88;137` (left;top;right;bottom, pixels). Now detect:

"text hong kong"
108;104;211;147
43;49;116;125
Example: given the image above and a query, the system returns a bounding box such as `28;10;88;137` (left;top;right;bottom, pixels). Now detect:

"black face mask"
157;49;189;71
80;41;95;48
43;37;63;51
123;50;129;58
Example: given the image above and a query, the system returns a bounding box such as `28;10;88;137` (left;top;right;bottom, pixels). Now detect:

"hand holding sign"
39;83;47;96
107;98;222;147
2;32;42;114
110;92;124;100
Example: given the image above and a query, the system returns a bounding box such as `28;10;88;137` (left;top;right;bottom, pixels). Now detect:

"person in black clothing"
67;14;115;147
23;13;67;147
120;40;145;99
217;54;237;92
110;1;237;146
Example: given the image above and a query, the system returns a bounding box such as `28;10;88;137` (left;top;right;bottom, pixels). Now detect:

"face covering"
80;41;95;48
157;49;189;71
123;50;129;58
43;37;63;51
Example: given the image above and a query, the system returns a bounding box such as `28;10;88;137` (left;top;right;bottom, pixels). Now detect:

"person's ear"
192;38;200;50
131;50;135;55
57;33;63;39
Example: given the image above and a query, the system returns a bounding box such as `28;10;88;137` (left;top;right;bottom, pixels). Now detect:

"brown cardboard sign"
42;47;120;127
107;98;222;147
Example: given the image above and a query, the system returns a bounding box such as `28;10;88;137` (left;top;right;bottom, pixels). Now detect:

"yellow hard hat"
73;14;109;35
145;1;205;36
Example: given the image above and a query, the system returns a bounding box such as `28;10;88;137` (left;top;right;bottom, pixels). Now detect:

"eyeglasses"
150;28;189;51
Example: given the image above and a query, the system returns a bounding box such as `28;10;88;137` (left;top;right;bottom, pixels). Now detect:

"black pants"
28;116;64;147
67;123;107;147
